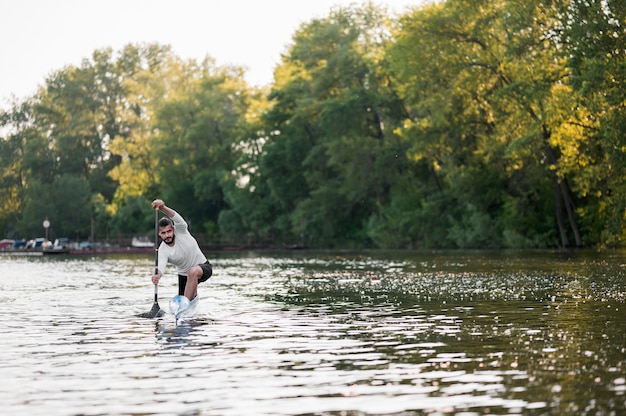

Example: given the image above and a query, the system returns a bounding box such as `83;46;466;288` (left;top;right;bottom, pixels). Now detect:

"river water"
0;249;624;415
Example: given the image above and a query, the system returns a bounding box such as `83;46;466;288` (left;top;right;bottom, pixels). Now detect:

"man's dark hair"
159;217;173;228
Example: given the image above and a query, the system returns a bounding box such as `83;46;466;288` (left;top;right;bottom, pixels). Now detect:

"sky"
1;0;425;106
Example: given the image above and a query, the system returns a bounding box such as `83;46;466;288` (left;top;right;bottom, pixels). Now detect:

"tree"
33;44;189;237
108;44;179;211
387;0;583;248
237;4;408;247
561;0;626;245
151;57;252;233
0;99;59;239
28;47;133;237
17;174;91;239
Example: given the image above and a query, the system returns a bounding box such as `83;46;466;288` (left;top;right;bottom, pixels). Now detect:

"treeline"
0;0;624;249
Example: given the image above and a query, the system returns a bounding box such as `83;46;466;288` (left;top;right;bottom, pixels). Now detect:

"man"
151;199;212;301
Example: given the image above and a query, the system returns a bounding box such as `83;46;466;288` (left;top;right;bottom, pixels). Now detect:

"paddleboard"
169;295;200;323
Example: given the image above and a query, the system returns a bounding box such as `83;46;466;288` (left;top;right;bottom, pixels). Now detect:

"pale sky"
1;0;424;107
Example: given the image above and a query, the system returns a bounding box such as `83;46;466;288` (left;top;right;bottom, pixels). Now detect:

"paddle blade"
138;302;164;318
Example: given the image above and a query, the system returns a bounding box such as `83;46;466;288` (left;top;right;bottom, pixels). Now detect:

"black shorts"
198;261;213;282
177;261;212;295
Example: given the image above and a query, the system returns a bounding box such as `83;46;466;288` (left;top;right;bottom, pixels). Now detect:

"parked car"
131;235;154;248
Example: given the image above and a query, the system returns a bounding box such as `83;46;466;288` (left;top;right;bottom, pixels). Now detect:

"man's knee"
187;266;203;281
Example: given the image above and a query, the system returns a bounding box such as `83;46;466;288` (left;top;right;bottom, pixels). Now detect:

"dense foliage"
1;0;624;248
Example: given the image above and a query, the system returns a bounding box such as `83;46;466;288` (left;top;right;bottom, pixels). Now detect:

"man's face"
158;224;175;245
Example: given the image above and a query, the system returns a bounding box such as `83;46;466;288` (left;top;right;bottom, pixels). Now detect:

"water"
0;250;624;415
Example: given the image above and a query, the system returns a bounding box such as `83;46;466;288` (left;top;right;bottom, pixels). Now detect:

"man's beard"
164;235;175;245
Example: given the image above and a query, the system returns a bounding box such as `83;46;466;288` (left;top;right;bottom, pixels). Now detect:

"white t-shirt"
157;212;207;276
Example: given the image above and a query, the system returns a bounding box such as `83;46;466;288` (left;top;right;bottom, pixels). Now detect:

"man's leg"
184;265;203;300
178;275;187;296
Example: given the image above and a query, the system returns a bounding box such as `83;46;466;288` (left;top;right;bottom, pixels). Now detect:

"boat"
0;234;160;256
43;238;71;255
0;238;49;256
131;236;155;248
0;239;14;251
43;246;70;254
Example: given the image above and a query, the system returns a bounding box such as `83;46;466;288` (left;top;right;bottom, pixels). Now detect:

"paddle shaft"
153;208;159;302
140;208;162;318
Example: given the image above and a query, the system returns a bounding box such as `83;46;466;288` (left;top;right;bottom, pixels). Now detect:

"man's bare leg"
184;265;202;301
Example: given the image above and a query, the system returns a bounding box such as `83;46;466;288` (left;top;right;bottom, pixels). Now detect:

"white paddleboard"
169;295;200;322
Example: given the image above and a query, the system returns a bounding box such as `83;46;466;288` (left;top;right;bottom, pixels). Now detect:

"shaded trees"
387;0;585;248
0;42;255;241
561;0;626;245
223;4;409;247
151;58;253;234
0;100;40;238
0;1;623;249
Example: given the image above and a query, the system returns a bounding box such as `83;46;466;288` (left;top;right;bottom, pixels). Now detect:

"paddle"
141;209;163;318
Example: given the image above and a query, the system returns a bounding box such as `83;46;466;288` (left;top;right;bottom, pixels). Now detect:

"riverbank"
0;246;155;256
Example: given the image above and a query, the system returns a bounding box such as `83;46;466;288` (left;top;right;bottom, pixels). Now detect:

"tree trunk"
554;176;570;247
431;165;443;192
543;126;583;247
559;177;583;247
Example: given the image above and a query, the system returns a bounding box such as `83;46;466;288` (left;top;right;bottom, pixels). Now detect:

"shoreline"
0;247;155;256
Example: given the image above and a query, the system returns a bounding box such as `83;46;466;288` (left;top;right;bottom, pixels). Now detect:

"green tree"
4;43;184;240
17;174;91;239
51;174;92;238
0;99;57;238
107;43;178;211
218;90;283;243
108;195;156;235
151;57;252;232
387;0;583;248
28;48;131;237
234;4;409;248
561;0;626;245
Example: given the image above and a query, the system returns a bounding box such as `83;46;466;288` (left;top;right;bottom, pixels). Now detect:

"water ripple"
0;251;624;415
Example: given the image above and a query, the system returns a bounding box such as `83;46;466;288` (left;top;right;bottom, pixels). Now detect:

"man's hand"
151;199;175;219
152;272;162;285
152;199;165;210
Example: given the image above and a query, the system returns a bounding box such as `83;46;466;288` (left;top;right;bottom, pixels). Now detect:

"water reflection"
269;250;625;415
155;318;216;349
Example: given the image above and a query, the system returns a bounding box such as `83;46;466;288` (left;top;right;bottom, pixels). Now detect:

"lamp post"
43;218;50;241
